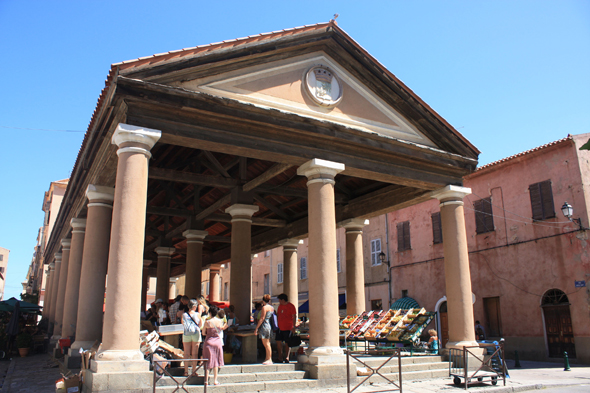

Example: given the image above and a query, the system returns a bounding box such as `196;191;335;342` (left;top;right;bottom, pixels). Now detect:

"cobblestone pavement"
0;352;63;393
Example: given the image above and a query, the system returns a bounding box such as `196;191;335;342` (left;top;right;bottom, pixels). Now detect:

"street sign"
575;280;586;288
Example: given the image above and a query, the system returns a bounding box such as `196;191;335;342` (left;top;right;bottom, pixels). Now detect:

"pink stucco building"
388;133;589;363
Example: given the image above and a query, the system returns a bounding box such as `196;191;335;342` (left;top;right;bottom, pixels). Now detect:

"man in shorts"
276;293;298;363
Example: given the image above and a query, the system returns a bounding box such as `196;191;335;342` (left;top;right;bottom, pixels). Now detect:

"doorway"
542;289;576;358
439;301;449;348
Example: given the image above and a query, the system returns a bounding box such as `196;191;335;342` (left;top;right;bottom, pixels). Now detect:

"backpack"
183;312;199;335
270;311;279;331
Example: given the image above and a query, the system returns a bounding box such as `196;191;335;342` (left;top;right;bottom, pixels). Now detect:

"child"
428;329;439;354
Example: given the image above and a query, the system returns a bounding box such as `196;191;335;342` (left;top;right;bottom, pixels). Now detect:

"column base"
445;340;480;350
299;347;353;380
65;347;82;369
83;357;151;393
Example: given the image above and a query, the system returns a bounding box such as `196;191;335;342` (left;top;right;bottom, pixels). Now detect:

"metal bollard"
514;350;521;368
564;351;571;371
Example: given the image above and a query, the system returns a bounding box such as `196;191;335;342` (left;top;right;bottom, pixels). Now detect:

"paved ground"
0;352;63;393
0;354;588;392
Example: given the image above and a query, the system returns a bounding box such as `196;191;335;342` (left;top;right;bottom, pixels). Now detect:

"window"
277;263;283;284
219;276;223;300
265;250;271;257
201;282;206;296
474;197;494;234
529;180;555;220
0;267;4;273
431;212;443;244
0;255;3;261
300;257;307;280
371;299;382;310
206;281;210;296
401;289;408;298
336;248;341;273
371;239;381;266
264;274;269;294
397;221;411;251
224;282;229;301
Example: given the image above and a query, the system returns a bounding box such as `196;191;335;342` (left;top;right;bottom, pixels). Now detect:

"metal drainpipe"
385;213;392;308
269;250;273;298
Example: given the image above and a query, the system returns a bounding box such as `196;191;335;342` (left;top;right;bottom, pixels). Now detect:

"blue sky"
0;1;588;300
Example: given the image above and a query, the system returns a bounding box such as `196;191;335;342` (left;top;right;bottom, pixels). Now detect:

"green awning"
390;297;419;310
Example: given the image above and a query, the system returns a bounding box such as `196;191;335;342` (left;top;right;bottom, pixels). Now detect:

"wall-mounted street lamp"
561;202;589;230
379;251;390;271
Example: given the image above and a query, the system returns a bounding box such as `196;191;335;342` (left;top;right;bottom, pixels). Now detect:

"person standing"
169;295;182;324
276;293;298;363
182;299;203;377
202;306;226;386
254;294;274;365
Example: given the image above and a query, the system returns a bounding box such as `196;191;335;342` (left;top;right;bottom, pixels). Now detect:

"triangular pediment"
172;53;436;148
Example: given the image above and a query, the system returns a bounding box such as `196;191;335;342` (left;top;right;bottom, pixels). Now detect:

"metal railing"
346;348;402;393
152;357;209;393
449;341;506;390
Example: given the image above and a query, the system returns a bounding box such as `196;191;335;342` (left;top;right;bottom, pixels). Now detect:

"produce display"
342;308;435;343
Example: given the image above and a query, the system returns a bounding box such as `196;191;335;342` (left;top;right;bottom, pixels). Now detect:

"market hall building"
41;22;480;392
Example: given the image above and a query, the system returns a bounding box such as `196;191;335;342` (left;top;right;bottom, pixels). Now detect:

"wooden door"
483;297;502;337
544;305;576;358
439;301;449;348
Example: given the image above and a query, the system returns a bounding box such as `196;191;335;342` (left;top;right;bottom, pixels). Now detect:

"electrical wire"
463;205;573;229
466;191;573;225
0;125;84;133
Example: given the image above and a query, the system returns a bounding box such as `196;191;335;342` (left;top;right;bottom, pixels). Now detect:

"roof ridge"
474;134;574;172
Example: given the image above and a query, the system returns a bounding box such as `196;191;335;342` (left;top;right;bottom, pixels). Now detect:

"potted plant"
16;332;32;357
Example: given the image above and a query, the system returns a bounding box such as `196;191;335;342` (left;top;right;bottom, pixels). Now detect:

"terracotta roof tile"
473;135;573;173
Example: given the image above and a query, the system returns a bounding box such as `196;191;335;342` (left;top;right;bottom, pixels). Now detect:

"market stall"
341;308;436;352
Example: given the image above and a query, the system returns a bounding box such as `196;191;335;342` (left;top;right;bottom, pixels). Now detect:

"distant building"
24;179;68;304
0;247;9;300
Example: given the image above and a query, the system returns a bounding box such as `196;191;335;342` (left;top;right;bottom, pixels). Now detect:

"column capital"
54;253;63;262
49;262;55;270
278;238;302;250
431;185;471;203
71;218;87;233
297;158;344;185
86;184;115;205
143;260;153;267
183;229;209;243
112;123;162;158
155;247;176;257
339;218;369;232
225;204;259;222
61;239;71;250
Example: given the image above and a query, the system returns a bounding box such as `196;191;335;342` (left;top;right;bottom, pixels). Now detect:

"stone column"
141;260;152;312
61;218;86;339
155;247;175;303
53;239;71;338
209;268;220;302
70;185;114;352
341;218;369;316
297;158;344;356
49;254;61;335
93;123;160;382
44;263;55;323
183;230;208;299
226;204;259;325
169;277;178;300
432;185;478;348
278;239;300;315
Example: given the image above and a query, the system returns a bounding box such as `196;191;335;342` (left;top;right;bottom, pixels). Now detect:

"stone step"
349;355;444;367
156;370;306;386
155;378;321;392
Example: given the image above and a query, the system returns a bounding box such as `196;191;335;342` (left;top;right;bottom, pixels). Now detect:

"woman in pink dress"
202;306;227;386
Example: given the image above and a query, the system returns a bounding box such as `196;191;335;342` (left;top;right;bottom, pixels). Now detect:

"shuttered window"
371;239;381;266
397;221;411;251
277;263;283;284
529;180;555;220
432;212;443;244
336;248;342;273
300;257;307;280
474;197;494;234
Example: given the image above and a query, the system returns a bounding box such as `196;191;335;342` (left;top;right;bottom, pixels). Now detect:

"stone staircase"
154;355;448;392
